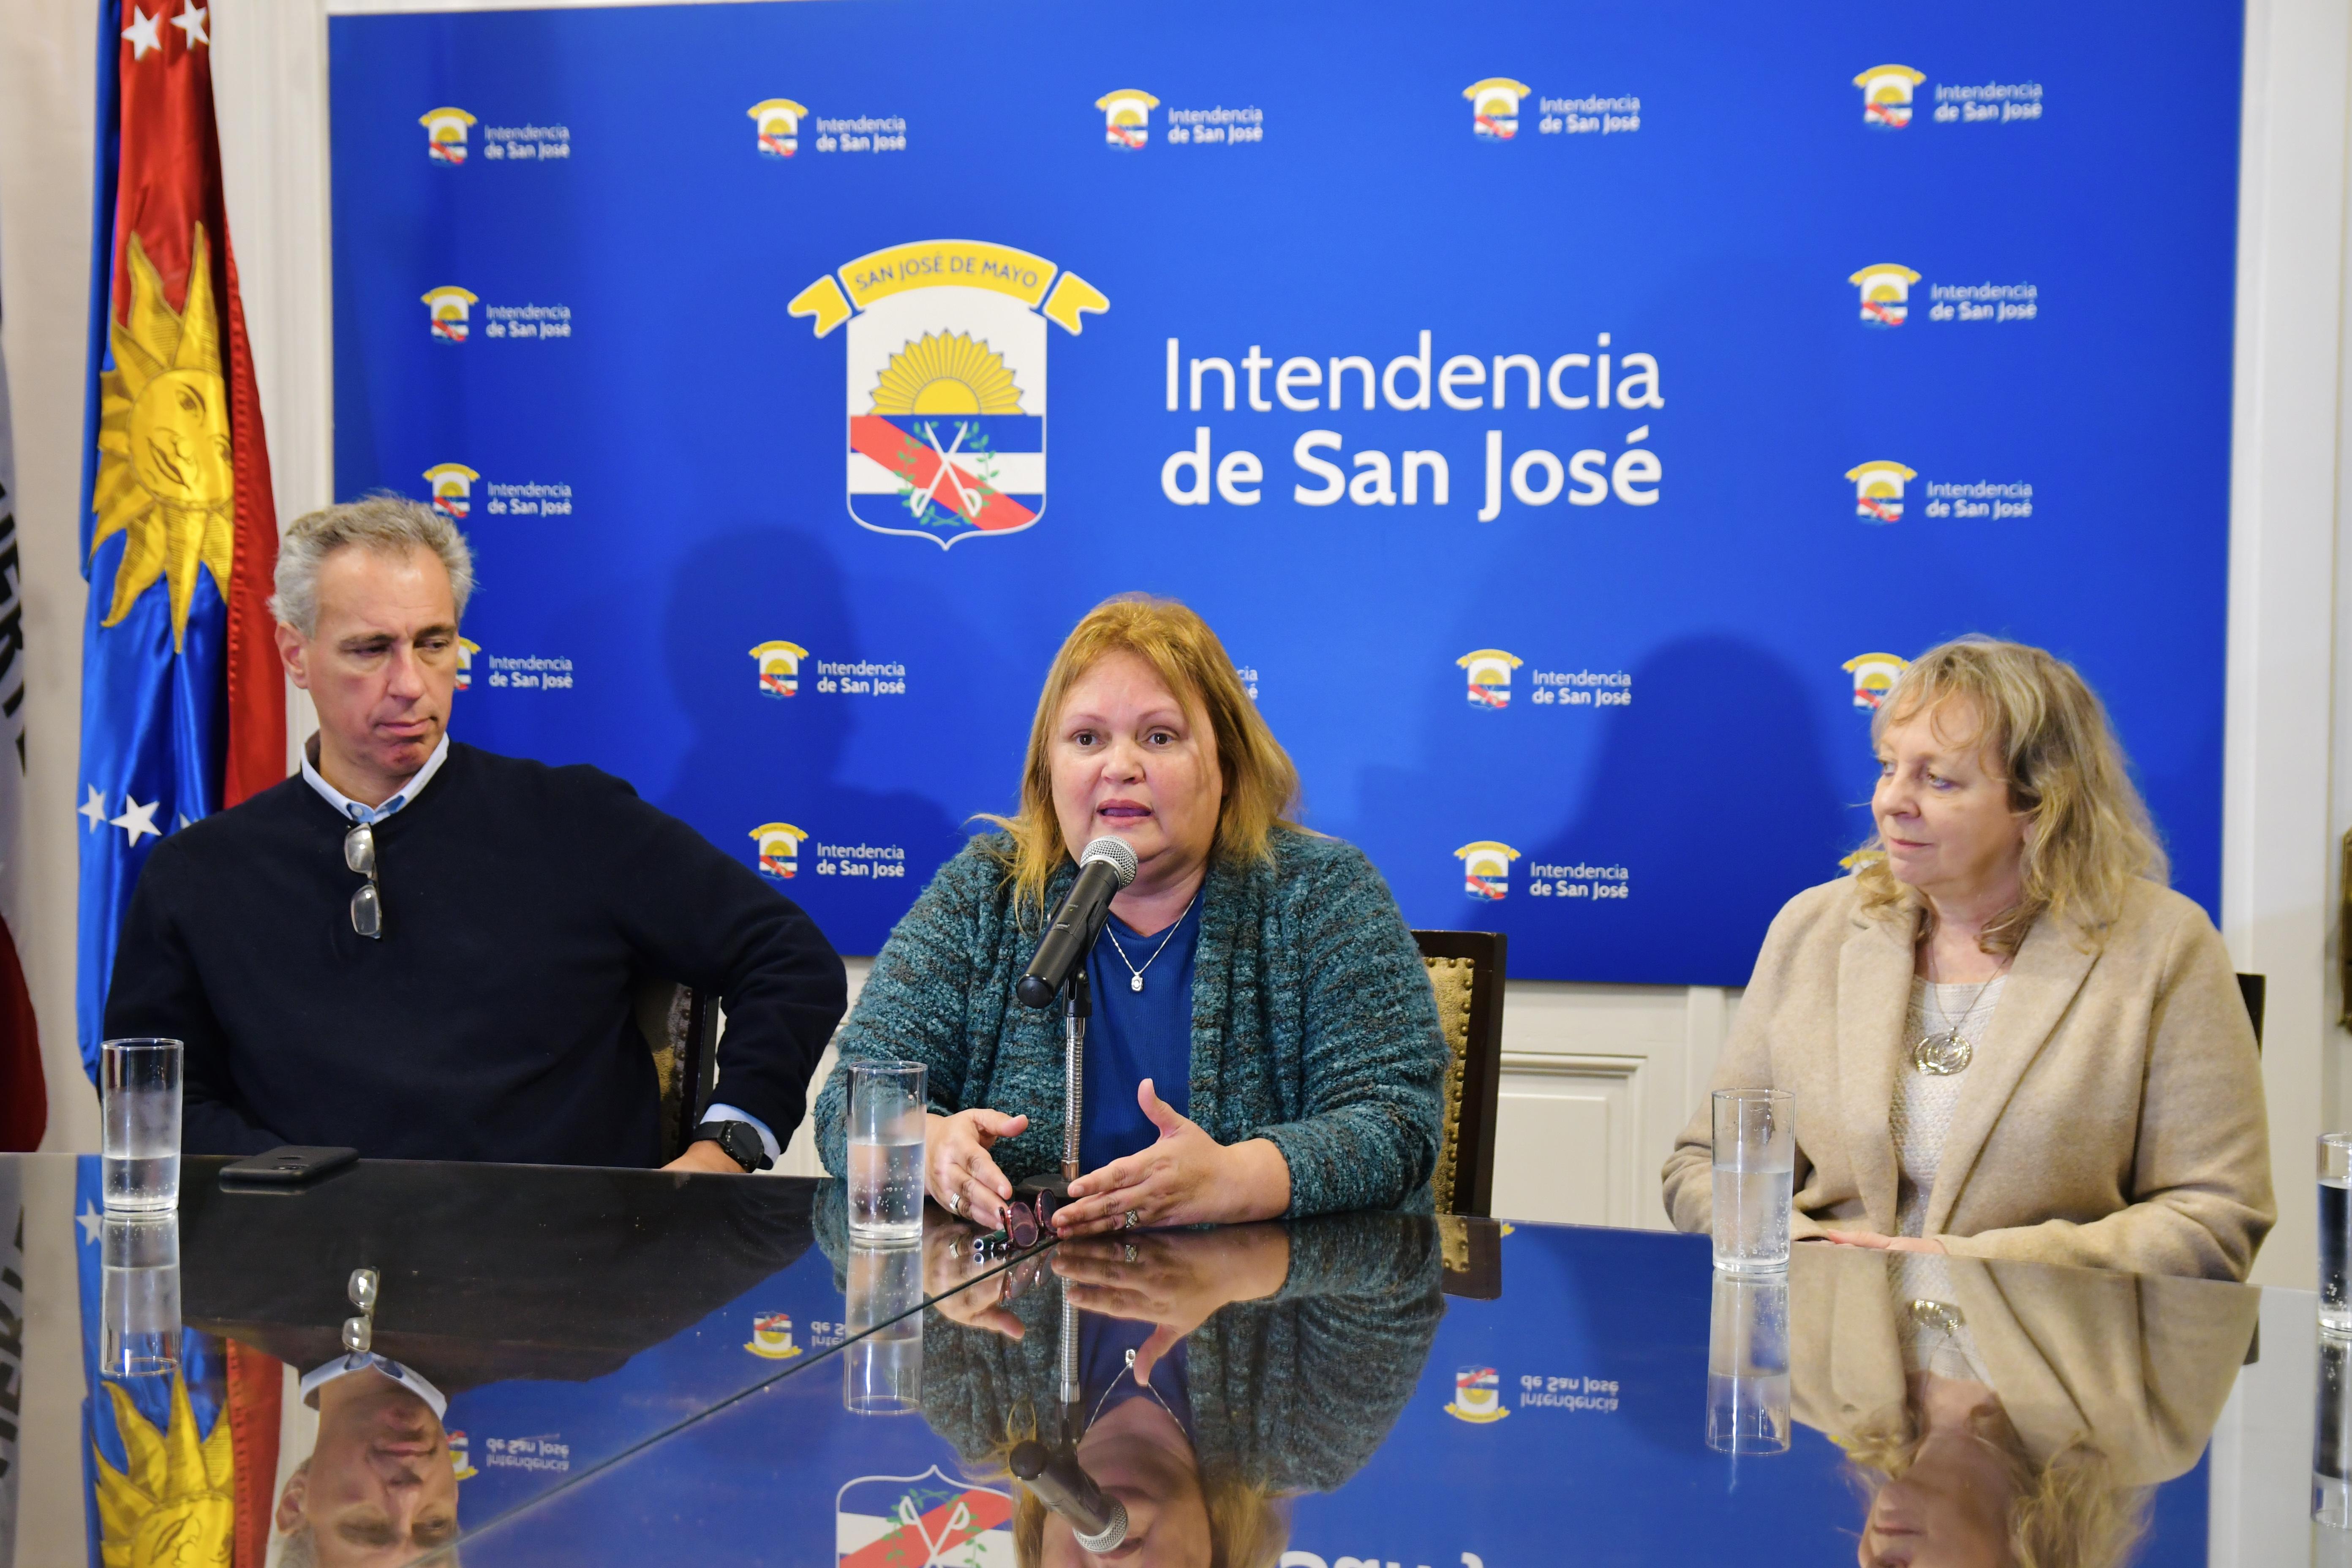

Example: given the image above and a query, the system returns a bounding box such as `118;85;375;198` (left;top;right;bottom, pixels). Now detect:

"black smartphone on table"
218;1145;359;1188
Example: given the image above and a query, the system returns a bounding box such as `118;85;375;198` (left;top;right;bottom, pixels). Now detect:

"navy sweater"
105;743;847;1165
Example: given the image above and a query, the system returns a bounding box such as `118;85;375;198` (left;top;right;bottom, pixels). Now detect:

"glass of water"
842;1239;924;1415
848;1060;926;1244
1705;1269;1791;1455
100;1037;183;1213
1712;1088;1794;1273
2320;1331;2352;1527
100;1213;180;1378
2323;1134;2352;1333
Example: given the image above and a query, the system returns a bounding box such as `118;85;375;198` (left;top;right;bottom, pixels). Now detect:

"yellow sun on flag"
91;223;235;652
90;1372;235;1568
868;332;1024;416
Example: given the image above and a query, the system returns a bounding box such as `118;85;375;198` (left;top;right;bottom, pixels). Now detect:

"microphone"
1016;837;1138;1008
1008;1440;1131;1552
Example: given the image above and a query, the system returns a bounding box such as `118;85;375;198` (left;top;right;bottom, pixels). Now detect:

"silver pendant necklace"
1912;960;2004;1075
1102;891;1199;993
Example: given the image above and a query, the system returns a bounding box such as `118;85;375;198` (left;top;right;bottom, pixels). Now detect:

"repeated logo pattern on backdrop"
328;0;2240;981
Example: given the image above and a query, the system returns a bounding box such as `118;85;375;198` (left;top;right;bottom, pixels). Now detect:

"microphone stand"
1005;1269;1129;1553
1015;969;1089;1228
1001;966;1130;1552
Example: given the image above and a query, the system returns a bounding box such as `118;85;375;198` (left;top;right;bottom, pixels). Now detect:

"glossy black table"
0;1153;2334;1566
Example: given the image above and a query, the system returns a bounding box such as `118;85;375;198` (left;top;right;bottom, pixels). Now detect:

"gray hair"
275;1523;316;1568
275;1523;461;1568
270;494;476;636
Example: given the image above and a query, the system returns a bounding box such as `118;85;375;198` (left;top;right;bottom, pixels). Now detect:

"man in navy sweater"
104;497;847;1171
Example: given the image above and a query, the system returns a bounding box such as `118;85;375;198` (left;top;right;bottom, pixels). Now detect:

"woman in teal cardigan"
814;595;1448;1233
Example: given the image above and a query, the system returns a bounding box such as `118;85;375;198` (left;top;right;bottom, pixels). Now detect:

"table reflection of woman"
1788;1244;2257;1568
917;1214;1443;1568
813;595;1450;1235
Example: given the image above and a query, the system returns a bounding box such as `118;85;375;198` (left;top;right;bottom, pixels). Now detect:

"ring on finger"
1123;1209;1143;1231
947;1184;965;1217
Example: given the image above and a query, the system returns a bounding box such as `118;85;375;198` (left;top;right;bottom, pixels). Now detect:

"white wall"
0;0;2340;1288
2232;0;2350;1289
0;0;101;1154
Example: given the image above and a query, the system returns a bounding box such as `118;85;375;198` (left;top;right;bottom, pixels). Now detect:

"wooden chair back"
1414;929;1507;1218
635;978;721;1162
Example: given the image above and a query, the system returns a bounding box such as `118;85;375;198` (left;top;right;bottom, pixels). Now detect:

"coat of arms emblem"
790;240;1108;548
1444;1364;1511;1422
836;1466;1012;1568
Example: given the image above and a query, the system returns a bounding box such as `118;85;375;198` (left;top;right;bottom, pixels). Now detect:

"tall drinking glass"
100;1038;182;1212
100;1214;180;1378
1705;1270;1791;1455
842;1239;924;1415
848;1061;926;1244
2322;1331;2352;1528
1712;1088;1794;1273
2324;1134;2352;1333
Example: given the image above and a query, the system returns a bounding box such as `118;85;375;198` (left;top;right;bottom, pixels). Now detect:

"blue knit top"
813;828;1449;1217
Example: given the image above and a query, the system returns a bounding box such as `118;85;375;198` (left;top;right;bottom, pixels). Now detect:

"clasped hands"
924;1078;1290;1237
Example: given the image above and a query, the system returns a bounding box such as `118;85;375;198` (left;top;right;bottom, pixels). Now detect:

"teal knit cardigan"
813;828;1449;1216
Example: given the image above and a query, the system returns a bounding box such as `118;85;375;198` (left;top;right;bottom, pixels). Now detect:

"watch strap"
692;1120;770;1172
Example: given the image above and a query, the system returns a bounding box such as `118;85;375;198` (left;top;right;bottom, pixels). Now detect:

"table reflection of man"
1788;1243;2258;1568
891;1212;1443;1568
275;1353;458;1568
179;1161;823;1565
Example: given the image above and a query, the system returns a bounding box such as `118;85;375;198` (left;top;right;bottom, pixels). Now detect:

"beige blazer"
1787;1243;2259;1484
1661;876;2275;1280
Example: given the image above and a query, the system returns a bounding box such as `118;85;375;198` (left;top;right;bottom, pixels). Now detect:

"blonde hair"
1854;636;2166;953
1009;1472;1288;1568
1841;1401;2146;1568
980;1408;1289;1568
982;596;1302;916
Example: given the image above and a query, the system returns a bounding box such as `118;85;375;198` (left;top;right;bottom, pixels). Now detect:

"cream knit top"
1892;975;2008;1239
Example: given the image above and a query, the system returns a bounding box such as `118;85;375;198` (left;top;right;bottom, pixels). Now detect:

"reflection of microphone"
1017;838;1138;1008
1009;1439;1131;1552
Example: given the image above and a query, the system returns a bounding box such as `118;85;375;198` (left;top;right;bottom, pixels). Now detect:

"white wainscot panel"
1486;981;1736;1231
1491;1052;1644;1228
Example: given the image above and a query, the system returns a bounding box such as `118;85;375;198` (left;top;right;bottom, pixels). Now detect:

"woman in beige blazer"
1661;637;2273;1281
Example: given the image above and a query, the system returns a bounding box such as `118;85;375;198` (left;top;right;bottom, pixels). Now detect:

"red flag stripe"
221;239;283;806
0;917;43;1151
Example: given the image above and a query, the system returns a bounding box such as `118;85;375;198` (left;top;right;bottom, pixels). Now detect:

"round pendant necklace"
1912;961;2004;1075
1103;891;1199;994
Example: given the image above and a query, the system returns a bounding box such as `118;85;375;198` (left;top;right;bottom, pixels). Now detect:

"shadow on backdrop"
660;525;966;956
1527;636;1854;986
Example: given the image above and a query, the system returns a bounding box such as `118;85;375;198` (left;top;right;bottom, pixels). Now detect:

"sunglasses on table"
345;821;382;940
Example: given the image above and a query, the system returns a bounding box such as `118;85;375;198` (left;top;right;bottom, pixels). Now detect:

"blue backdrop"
329;0;2241;983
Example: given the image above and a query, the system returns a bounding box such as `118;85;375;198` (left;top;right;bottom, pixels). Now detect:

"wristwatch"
691;1119;773;1173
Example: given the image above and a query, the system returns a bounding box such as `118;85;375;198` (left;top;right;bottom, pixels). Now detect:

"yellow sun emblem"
91;223;236;653
91;1372;235;1568
869;331;1024;416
